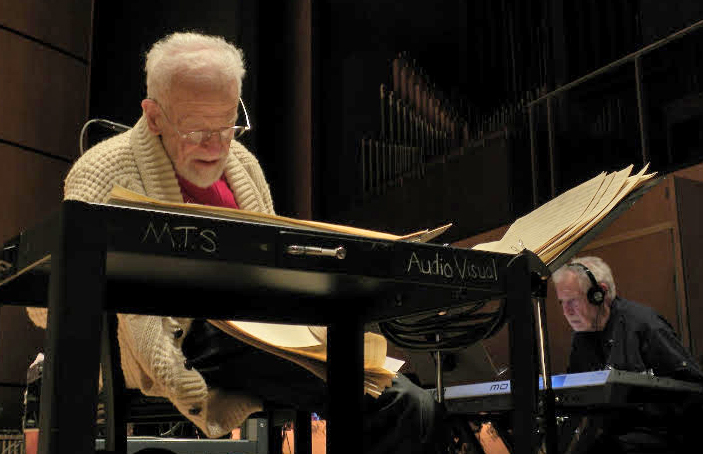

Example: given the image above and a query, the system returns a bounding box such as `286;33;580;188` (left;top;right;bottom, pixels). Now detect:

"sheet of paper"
473;171;608;254
108;185;451;243
541;165;653;263
383;356;406;373
539;165;632;255
471;165;657;266
230;321;321;348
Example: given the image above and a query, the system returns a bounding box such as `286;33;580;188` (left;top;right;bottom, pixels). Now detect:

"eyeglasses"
152;98;251;145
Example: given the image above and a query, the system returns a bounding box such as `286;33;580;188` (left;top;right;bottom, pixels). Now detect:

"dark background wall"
89;1;251;125
328;0;703;242
0;0;92;431
84;0;703;236
315;0;469;216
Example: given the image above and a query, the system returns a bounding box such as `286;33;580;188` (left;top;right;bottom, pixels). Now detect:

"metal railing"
527;16;703;206
0;433;23;454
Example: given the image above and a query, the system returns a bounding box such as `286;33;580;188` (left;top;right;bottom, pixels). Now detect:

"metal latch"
286;245;347;259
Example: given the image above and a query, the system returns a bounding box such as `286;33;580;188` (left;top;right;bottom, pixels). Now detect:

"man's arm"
642;317;703;383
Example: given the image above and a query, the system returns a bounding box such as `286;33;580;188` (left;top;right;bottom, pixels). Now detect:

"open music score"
108;185;452;243
472;164;658;264
209;320;404;397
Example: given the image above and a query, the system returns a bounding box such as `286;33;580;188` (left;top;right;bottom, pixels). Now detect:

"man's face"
158;80;240;187
556;271;602;332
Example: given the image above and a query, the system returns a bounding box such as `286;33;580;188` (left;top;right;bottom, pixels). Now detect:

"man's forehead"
168;98;239;126
174;103;238;121
167;80;239;111
556;273;582;294
170;72;238;96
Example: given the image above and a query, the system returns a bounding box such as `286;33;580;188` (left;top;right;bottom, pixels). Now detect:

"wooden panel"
0;28;88;161
0;0;93;59
0;144;68;429
672;161;703;183
0;143;69;243
675;177;703;359
583;177;675;242
581;235;678;327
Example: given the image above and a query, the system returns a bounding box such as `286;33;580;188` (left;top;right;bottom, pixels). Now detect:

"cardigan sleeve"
64;137;145;204
117;314;263;437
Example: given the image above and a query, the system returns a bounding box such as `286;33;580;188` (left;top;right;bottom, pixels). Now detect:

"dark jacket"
568;296;703;383
565;297;703;452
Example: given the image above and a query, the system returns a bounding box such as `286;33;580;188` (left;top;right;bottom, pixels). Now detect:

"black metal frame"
0;200;538;454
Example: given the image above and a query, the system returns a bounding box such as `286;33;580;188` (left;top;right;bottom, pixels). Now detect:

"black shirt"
565;297;703;452
568;296;703;383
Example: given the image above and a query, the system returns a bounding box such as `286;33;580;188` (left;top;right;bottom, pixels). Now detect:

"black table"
0;200;539;454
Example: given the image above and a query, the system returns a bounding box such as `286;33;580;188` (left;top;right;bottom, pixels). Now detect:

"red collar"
176;174;239;209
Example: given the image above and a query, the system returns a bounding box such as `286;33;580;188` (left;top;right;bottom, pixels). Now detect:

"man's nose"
201;132;225;150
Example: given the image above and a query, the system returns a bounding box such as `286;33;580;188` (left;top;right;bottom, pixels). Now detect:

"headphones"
568;262;605;306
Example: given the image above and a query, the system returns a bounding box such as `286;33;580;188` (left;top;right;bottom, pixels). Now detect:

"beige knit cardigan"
27;116;279;437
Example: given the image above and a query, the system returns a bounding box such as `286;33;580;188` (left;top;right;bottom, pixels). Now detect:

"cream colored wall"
0;0;93;428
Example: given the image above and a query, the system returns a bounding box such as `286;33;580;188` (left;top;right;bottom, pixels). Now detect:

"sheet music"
533;171;614;254
537;165;632;255
108;185;451;243
472;164;657;265
541;165;654;262
473;171;607;254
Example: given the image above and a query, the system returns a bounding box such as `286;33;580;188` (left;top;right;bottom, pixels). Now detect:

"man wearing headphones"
552;256;703;453
553;256;702;381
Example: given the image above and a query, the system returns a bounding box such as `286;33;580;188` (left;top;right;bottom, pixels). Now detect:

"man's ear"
599;283;611;306
599;283;608;295
141;99;163;135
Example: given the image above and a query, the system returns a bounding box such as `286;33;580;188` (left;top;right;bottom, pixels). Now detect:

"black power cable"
378;298;508;352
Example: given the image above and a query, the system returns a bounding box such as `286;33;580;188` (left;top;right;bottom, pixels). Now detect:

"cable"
159;421;185;437
378;299;508;352
79;119;131;155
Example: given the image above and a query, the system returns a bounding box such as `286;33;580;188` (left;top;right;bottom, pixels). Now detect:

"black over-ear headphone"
568;263;605;306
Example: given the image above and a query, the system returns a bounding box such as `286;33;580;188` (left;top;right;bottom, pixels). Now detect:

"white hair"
145;32;246;103
552;256;617;301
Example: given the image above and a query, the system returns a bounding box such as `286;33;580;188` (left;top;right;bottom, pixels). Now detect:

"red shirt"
176;174;239;209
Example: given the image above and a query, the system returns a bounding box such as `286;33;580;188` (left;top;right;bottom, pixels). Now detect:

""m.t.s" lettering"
142;221;217;253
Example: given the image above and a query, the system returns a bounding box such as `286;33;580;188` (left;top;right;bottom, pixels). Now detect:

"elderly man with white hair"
552;256;703;452
27;32;445;453
553;256;702;381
